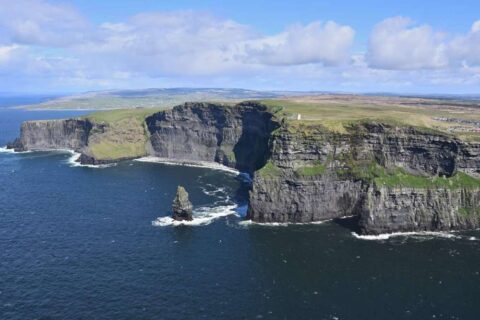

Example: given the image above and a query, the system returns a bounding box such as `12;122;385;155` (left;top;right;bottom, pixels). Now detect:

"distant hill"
16;88;480;111
18;88;313;110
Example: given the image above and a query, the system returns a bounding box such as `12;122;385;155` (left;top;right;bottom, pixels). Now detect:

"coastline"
134;156;241;176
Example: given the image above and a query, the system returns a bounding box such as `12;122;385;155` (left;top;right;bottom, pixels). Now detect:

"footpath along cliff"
8;101;480;234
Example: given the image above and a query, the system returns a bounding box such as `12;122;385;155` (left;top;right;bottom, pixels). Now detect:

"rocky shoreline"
8;101;480;234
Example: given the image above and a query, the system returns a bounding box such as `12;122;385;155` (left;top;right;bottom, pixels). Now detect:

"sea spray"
66;151;116;169
0;146;16;154
135;156;240;175
351;231;460;241
152;203;239;227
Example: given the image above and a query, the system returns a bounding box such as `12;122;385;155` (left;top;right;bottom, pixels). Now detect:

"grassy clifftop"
82;108;165;160
262;95;480;140
77;95;480;161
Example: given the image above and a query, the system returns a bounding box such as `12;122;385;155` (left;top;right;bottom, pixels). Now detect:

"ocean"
1;98;480;320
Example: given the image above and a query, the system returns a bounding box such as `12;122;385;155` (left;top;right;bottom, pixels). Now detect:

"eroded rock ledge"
8;102;480;234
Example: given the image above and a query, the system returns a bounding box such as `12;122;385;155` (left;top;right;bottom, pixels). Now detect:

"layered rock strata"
8;103;480;234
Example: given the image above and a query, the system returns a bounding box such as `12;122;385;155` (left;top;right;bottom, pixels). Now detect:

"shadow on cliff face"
145;101;280;177
233;102;280;174
332;215;362;234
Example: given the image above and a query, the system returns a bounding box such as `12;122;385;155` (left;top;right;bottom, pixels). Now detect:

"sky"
1;0;480;94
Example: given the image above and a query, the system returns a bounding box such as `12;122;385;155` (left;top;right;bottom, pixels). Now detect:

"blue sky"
1;0;480;94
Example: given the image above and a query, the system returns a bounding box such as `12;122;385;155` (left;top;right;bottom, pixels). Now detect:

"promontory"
8;95;480;235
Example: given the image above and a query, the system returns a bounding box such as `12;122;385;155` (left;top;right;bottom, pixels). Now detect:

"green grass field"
79;95;480;161
83;108;165;160
343;161;480;189
85;107;165;123
261;97;480;139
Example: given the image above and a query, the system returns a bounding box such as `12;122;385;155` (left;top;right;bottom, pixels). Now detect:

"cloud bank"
0;0;480;93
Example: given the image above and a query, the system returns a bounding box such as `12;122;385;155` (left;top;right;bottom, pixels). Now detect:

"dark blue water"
1;101;480;320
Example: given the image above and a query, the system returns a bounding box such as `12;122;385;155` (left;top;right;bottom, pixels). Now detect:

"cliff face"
248;175;365;222
8;119;92;152
247;122;480;233
146;102;279;174
357;123;480;176
360;186;480;234
8;102;480;234
247;126;366;222
9;116;149;165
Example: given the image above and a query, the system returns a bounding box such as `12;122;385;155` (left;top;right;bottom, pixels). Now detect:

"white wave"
200;185;227;197
0;146;15;154
135;156;240;175
66;151;115;169
152;204;238;227
234;205;248;218
239;220;289;227
238;219;328;227
336;214;357;220
352;231;460;241
0;146;32;154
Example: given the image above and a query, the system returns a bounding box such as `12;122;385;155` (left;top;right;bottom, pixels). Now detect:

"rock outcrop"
172;186;193;221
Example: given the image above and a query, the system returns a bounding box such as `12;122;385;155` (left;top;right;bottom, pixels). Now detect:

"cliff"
360;185;480;234
146;102;279;174
247;121;480;233
8;102;480;234
8;119;92;152
8;109;153;164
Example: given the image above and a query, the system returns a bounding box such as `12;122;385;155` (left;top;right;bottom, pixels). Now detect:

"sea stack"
172;186;193;221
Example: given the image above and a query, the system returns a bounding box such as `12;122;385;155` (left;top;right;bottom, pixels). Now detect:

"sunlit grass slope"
83;108;165;160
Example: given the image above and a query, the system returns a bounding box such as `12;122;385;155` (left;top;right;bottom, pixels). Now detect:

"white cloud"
0;0;91;47
472;21;480;33
367;17;448;70
0;45;21;65
78;11;255;76
0;1;357;90
448;21;480;67
2;1;480;93
77;13;355;76
243;21;355;66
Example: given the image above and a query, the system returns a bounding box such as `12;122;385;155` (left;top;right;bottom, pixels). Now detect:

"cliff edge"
8;100;480;234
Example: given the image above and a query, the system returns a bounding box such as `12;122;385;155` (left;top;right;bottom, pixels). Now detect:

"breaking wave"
200;184;228;197
135;156;240;175
0;146;31;154
351;231;460;241
152;203;239;227
0;146;15;153
1;147;115;169
66;151;115;169
238;219;328;228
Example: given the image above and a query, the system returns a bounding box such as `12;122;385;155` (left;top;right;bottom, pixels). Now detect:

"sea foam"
135;156;240;175
351;231;460;241
0;146;33;154
66;151;115;169
152;204;238;227
238;219;328;228
200;184;227;197
0;146;15;154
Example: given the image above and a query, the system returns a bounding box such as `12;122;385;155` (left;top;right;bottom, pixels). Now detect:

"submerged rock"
172;186;193;221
